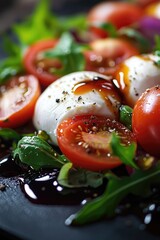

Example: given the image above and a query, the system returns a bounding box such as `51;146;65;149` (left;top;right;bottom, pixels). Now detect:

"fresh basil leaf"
96;23;118;38
66;163;160;225
118;27;150;52
44;32;88;76
58;162;104;188
119;105;133;130
0;128;21;141
13;136;67;170
111;133;138;169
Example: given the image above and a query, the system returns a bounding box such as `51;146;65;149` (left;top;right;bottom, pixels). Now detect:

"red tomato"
23;39;61;87
145;2;160;18
0;75;41;128
134;0;159;7
132;86;160;157
57;115;136;171
84;38;139;76
87;2;144;38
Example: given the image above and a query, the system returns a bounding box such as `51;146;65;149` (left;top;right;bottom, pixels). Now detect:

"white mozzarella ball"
33;71;121;145
114;53;160;107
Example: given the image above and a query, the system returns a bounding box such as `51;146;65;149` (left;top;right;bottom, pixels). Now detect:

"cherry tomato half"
87;2;144;39
57;115;136;171
132;86;160;157
84;38;139;76
23;39;61;87
0;75;41;128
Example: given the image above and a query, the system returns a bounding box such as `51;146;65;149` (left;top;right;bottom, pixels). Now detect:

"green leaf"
60;14;87;34
154;50;160;66
0;37;25;84
0;128;21;141
96;23;118;38
12;0;56;45
44;32;88;76
12;0;87;45
119;105;133;130
118;27;150;53
0;58;23;84
154;35;160;51
13;136;68;170
111;133;138;169
66;163;160;225
58;162;104;188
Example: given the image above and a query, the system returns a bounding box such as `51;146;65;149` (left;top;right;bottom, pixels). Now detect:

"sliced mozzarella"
114;54;160;107
33;71;121;145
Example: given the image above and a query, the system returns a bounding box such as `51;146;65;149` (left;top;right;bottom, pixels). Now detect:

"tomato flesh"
0;75;41;128
57;115;136;171
84;38;139;76
23;39;60;87
132;86;160;157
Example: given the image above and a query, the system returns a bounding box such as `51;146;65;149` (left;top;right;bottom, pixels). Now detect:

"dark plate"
0;177;159;240
0;1;160;240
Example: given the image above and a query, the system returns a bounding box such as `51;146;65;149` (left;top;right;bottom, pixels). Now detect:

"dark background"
0;0;105;32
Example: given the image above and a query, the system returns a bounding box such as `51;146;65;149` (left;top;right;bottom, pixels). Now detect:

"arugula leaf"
0;128;21;141
0;37;25;84
44;32;89;76
154;35;160;51
154;50;160;66
119;105;133;130
13;0;57;45
13;136;68;170
12;0;87;45
0;58;23;84
60;15;87;34
111;133;138;169
66;163;160;225
118;27;150;52
58;162;104;188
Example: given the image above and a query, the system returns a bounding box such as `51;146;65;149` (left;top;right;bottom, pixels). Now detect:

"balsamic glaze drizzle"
1;145;160;235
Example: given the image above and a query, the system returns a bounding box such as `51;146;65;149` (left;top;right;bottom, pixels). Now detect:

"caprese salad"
1;0;160;229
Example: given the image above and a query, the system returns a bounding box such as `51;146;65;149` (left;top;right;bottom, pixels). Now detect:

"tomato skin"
87;2;144;38
135;0;159;7
84;38;139;76
0;75;41;128
145;2;160;19
132;86;160;157
57;115;136;171
23;39;60;87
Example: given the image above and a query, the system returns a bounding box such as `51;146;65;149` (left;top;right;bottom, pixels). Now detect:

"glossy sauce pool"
0;143;160;234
